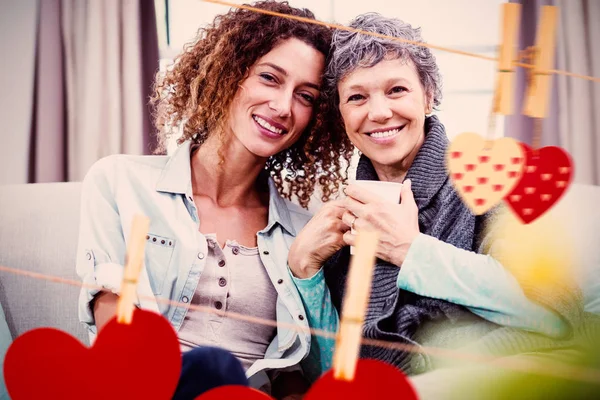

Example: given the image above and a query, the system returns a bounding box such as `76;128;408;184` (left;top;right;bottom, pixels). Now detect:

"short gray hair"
325;13;442;109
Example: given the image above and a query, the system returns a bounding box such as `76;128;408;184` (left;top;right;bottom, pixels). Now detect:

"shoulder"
84;153;170;178
283;199;314;232
82;154;170;188
473;204;511;252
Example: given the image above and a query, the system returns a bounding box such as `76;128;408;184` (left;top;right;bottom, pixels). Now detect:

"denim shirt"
75;141;315;388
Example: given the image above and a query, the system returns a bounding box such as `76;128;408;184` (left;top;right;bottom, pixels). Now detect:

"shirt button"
215;301;223;310
218;277;227;287
231;247;240;255
263;250;270;255
218;259;226;268
197;252;205;260
86;252;92;261
298;315;305;321
182;296;189;303
277;279;283;284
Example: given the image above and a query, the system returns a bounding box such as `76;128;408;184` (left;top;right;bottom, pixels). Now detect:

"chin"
247;143;282;159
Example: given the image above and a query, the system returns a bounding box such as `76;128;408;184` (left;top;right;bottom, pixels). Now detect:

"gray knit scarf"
324;115;488;374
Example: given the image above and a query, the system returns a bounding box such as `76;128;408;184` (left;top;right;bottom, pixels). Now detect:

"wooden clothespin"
494;3;521;116
116;214;151;324
332;230;379;381
522;6;559;119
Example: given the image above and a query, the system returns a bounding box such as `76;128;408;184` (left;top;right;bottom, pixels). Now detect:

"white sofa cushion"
0;182;88;344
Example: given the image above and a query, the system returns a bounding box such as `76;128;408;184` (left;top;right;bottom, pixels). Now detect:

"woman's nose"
268;90;292;118
367;96;393;123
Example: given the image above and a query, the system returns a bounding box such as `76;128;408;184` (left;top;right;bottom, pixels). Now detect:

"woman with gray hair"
288;12;582;382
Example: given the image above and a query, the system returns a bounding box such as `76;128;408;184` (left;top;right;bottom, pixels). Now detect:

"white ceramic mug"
348;180;402;254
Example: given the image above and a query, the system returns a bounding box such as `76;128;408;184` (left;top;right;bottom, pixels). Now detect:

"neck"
191;133;268;207
371;163;407;183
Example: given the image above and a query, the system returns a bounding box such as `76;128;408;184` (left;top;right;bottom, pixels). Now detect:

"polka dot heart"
447;132;526;215
504;143;573;224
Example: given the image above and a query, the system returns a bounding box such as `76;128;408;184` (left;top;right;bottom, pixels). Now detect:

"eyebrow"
344;77;413;93
257;62;321;90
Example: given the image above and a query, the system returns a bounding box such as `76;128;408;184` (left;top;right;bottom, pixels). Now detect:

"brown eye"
259;73;277;83
347;94;364;102
300;93;315;105
390;86;407;94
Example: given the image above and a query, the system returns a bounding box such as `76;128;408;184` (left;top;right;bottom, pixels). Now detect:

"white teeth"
370;128;399;138
253;116;283;134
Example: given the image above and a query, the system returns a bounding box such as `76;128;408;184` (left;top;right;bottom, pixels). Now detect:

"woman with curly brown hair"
75;1;352;398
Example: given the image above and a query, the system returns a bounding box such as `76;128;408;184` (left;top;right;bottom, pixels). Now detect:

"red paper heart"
195;385;273;399
504;144;573;224
4;309;181;400
5;312;418;399
304;359;418;399
195;359;419;399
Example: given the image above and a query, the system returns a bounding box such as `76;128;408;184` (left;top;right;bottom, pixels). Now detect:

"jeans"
173;346;248;400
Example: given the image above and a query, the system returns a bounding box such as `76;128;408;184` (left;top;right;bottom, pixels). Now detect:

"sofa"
0;181;599;399
0;182;88;346
0;182;86;399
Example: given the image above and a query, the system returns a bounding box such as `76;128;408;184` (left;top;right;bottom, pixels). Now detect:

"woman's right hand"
92;291;119;332
288;200;349;279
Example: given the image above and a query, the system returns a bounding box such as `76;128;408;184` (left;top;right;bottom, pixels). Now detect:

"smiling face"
337;57;432;172
226;38;325;159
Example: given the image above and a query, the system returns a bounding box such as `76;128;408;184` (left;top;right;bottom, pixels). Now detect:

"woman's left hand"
342;179;420;267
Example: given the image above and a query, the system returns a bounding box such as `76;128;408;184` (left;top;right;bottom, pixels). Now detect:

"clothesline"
201;0;600;84
1;264;599;385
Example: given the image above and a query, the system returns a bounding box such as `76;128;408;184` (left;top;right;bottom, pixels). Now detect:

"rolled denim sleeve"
75;158;128;335
397;233;568;338
290;268;338;382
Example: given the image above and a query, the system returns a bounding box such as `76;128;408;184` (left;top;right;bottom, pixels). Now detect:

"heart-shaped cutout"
447;132;525;214
504;144;573;224
4;309;181;400
304;359;418;399
5;313;418;399
195;385;273;399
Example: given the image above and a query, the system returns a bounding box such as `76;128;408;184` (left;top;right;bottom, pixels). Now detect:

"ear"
424;92;434;115
425;105;433;115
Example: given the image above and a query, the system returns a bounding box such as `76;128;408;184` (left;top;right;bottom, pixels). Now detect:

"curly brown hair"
152;1;354;209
